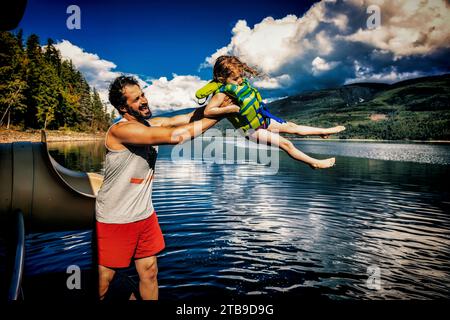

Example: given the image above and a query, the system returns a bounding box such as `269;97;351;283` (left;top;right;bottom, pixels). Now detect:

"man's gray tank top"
95;118;157;224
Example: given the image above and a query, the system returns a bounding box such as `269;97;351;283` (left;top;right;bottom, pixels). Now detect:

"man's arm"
149;107;206;127
149;95;239;127
111;116;219;146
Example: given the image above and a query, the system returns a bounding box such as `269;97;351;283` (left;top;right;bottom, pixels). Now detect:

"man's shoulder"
147;117;165;127
109;120;149;136
110;120;132;131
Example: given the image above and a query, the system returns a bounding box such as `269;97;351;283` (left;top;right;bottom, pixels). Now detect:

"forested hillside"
268;74;450;140
0;30;112;132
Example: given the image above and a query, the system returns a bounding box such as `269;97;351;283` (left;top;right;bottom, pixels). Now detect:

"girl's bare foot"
309;157;336;169
321;126;346;137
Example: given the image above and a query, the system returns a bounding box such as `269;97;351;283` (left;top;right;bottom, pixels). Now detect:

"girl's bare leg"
248;129;335;169
268;121;345;138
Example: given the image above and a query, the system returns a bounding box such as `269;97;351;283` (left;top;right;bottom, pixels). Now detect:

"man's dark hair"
109;76;140;114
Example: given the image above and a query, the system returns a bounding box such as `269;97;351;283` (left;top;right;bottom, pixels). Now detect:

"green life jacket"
195;79;267;132
195;81;222;100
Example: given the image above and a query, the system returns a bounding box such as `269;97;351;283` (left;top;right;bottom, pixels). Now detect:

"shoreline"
1;128;449;144
290;138;450;143
0;129;105;143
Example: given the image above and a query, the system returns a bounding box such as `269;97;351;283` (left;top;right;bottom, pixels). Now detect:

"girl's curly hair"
213;56;261;83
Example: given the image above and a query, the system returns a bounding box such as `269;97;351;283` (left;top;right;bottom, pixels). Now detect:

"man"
95;76;238;300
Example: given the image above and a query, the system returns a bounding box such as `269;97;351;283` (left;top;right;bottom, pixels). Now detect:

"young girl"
196;55;346;169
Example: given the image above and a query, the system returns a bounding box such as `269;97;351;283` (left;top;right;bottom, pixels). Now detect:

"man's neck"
123;113;137;122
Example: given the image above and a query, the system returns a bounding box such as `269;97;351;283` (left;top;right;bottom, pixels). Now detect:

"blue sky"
17;0;318;79
15;0;450;112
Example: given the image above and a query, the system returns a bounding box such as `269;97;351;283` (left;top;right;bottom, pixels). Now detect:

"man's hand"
221;95;237;108
220;95;240;113
204;93;240;117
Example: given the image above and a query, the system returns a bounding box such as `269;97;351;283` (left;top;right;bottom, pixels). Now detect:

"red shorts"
96;212;165;268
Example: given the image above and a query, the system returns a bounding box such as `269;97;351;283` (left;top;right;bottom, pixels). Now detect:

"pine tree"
91;88;105;131
0;31;27;128
35;61;60;129
23;33;43;128
16;29;24;52
44;38;61;75
0;30;112;131
58;60;81;128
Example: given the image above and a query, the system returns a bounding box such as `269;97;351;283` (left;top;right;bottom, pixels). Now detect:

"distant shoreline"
1;128;449;144
290;138;450;143
0;129;105;143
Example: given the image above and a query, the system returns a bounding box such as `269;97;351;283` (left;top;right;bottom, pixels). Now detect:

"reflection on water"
47;141;106;173
294;140;450;165
24;140;450;300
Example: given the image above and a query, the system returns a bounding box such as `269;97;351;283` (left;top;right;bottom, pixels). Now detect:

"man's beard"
127;104;152;120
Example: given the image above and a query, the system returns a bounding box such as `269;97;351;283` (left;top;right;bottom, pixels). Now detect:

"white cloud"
202;0;450;95
144;74;207;111
311;57;339;75
343;0;450;58
253;74;292;89
345;62;424;84
344;0;450;57
201;15;304;74
55;40;120;106
346;69;423;83
200;44;232;70
55;0;450;114
55;40;206;113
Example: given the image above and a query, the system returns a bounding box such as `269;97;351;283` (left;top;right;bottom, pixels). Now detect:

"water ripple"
20;142;450;300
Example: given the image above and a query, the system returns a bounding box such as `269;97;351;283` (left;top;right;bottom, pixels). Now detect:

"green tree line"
0;30;113;131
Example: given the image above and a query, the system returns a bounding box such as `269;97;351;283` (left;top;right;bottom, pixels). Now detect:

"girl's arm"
204;93;240;117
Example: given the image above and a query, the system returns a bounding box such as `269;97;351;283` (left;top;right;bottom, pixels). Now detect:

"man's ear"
119;105;127;114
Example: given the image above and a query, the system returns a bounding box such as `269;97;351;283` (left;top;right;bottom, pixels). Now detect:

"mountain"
269;73;450;140
158;74;450;140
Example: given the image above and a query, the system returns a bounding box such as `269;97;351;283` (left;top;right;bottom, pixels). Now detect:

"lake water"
21;140;450;300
